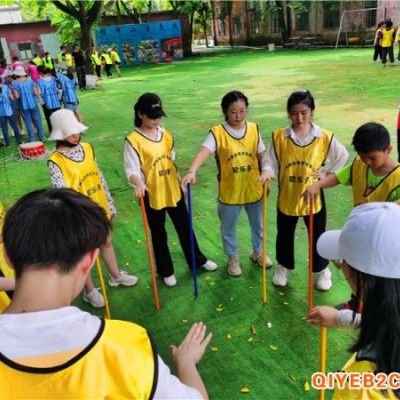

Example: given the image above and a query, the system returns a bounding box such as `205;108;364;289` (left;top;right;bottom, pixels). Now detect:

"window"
18;42;32;60
271;11;280;34
218;18;226;37
323;2;340;29
296;1;310;31
365;1;377;28
251;11;261;34
233;16;242;36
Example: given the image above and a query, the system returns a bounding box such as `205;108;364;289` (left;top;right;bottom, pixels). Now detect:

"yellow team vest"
110;50;121;63
0;319;157;399
273;128;333;216
375;28;383;46
350;157;400;206
333;353;397;400
32;57;42;67
65;54;72;67
102;53;112;65
43;57;53;69
91;51;101;66
212;123;263;205
0;202;12;313
382;28;395;47
126;128;181;210
48;143;110;219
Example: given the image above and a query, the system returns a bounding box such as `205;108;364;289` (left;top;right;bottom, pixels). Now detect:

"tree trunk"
211;1;218;46
202;16;209;47
80;20;94;74
276;0;289;42
228;13;233;46
180;14;193;57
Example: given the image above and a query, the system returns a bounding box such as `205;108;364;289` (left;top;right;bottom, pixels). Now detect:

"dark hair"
37;65;46;74
220;91;249;121
3;188;110;278
347;265;400;389
385;19;393;28
352;122;390;154
377;21;385;28
12;56;19;62
60;46;65;50
287;90;315;113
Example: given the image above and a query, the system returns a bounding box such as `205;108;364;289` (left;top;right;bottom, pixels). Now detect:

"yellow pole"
96;257;111;319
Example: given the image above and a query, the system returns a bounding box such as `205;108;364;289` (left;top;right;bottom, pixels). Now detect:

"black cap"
134;93;167;119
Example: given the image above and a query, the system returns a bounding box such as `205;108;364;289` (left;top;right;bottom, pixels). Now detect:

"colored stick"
262;183;268;304
187;183;199;298
319;326;328;400
140;195;160;310
96;257;111;319
397;108;400;162
308;201;314;312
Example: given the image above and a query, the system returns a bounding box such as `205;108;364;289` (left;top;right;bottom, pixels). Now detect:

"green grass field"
1;47;398;399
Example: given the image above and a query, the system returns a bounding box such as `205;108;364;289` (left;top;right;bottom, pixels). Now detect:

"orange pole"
140;195;160;310
308;201;314;312
96;257;111;319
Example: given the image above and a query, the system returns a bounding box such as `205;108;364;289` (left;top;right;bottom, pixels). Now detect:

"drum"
19;141;46;160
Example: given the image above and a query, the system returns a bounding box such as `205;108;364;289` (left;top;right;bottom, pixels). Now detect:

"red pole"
140;196;160;310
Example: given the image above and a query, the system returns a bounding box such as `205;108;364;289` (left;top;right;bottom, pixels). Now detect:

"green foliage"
50;11;81;44
16;0;55;22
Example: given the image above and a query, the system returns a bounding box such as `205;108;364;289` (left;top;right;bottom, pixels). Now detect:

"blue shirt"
12;79;37;110
57;72;78;105
0;85;13;117
37;77;61;109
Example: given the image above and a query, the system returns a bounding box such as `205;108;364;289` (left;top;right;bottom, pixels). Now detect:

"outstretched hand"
306;305;339;328
170;322;212;367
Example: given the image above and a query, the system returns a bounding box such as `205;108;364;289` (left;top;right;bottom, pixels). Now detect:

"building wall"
213;0;383;47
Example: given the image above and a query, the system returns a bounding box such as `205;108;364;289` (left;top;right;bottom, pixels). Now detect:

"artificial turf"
0;47;397;399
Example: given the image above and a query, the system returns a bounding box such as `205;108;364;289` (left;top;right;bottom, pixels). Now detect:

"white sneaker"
272;264;288;287
227;256;241;277
316;267;332;291
163;274;177;287
83;288;105;308
250;252;273;269
200;260;218;271
108;270;138;287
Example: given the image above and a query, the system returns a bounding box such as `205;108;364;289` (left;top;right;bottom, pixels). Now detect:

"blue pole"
187;183;198;298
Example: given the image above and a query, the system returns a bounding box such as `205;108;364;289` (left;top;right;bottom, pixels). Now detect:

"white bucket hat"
317;202;400;279
13;66;26;76
1;70;13;79
49;109;88;140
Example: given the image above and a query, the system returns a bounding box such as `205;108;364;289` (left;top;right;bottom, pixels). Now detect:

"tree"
51;1;115;72
194;1;212;47
219;1;233;46
263;0;307;43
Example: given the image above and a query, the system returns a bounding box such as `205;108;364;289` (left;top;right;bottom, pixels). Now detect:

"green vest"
32;57;42;66
43;56;54;69
102;53;112;65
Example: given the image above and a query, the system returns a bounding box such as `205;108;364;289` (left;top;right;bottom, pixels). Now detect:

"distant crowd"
373;18;400;66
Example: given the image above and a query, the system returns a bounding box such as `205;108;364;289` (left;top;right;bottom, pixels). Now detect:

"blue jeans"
0;114;22;146
217;199;263;256
21;106;45;142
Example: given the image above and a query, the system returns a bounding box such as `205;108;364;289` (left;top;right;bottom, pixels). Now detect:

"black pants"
42;105;60;133
276;193;328;273
95;64;101;78
373;44;382;61
382;46;395;64
105;64;113;77
76;66;86;89
144;192;207;278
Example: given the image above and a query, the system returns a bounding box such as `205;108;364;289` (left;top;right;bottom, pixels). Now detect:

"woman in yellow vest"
101;50;113;78
90;47;103;80
109;46;122;77
42;52;54;72
124;93;217;287
373;21;385;62
381;19;396;66
47;109;138;308
259;90;348;290
308;202;400;400
0;202;14;313
182;90;271;277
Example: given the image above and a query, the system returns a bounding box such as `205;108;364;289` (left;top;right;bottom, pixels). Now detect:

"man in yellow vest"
57;45;66;63
0;188;212;398
101;49;113;78
381;19;397;66
42;51;54;71
31;53;42;67
109;46;122;77
90;47;103;80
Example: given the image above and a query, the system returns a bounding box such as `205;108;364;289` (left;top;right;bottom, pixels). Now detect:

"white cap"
1;70;13;79
13;66;26;76
48;109;88;140
317;202;400;278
